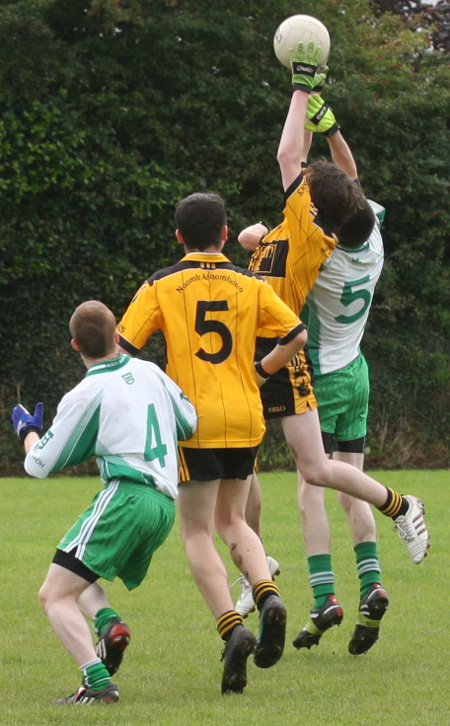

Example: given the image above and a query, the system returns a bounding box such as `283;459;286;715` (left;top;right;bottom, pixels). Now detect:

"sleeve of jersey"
24;388;101;478
285;180;336;281
257;283;304;338
117;282;163;356
151;365;198;441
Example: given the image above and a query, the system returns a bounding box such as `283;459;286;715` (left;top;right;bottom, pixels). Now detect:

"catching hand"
12;402;44;442
290;41;322;93
312;68;328;94
305;94;340;137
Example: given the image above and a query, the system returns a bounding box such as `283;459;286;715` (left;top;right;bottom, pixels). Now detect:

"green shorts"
314;353;369;442
57;479;175;591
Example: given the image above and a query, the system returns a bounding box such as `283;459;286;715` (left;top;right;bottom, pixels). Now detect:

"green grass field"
1;470;448;725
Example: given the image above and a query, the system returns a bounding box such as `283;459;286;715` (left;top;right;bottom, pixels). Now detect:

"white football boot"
235;556;281;618
394;495;430;563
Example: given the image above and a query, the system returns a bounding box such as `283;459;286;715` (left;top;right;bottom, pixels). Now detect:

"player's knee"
38;582;50;612
299;465;329;488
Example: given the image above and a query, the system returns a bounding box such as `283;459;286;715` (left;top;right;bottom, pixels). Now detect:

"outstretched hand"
311;69;328;94
290;41;322;93
12;402;44;442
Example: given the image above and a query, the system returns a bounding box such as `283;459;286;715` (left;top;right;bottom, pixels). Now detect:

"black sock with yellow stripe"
217;610;243;642
378;487;408;519
253;579;280;612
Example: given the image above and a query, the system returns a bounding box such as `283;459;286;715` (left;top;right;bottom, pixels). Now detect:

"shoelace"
394;498;425;541
230;574;249;589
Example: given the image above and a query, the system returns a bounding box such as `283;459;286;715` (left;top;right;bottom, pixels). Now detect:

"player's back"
25;355;184;498
118;252;301;449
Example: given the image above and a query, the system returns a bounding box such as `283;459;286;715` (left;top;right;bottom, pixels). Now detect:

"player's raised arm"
326;128;358;181
277;41;321;191
304;88;358;181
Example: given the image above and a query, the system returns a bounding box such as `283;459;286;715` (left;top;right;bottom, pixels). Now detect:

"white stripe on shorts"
64;480;120;559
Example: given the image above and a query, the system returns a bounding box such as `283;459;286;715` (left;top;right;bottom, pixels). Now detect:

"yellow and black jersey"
248;173;336;322
118;252;303;449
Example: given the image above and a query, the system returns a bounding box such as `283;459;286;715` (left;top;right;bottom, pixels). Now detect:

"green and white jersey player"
303;200;384;379
25;350;195;500
303;201;384;452
12;300;197;705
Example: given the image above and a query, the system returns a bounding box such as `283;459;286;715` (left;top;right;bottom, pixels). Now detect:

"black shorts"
178;446;259;482
322;432;366;455
52;548;99;583
256;337;317;419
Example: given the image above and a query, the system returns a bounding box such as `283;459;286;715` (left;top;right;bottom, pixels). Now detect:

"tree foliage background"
1;0;449;474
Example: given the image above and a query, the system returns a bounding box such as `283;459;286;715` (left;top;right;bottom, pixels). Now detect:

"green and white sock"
301;554;336;634
354;541;381;600
308;554;335;609
80;657;111;692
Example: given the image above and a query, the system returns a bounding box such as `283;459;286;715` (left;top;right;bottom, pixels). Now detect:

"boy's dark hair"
175;192;227;250
336;198;376;247
69;300;117;359
306;160;367;235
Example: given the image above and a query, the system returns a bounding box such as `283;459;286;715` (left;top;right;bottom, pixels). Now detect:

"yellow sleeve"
257;281;302;337
117;282;164;351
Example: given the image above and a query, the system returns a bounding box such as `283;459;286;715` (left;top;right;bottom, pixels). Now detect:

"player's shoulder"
283;171;307;204
57;376;99;414
127;356;161;377
225;261;266;282
147;260;194;286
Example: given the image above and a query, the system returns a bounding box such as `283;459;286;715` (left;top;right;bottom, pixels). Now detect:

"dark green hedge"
1;0;449;474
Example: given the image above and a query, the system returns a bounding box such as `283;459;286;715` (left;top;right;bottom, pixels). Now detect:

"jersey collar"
181;251;230;263
337;241;370;253
85;353;130;377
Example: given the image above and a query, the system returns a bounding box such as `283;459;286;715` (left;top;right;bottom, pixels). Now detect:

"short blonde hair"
69;301;117;359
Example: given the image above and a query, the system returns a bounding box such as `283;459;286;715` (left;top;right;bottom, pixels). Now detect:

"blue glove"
12;402;44;442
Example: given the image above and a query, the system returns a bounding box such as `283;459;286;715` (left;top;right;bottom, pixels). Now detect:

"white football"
273;15;331;69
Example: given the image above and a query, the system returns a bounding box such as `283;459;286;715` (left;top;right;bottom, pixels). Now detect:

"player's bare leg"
77;582;110;619
39;564;117;703
78;583;130;676
282;408;429;563
178;476;286;690
282;409;389;504
333;452;389;654
294;477;342;649
234;473;281;618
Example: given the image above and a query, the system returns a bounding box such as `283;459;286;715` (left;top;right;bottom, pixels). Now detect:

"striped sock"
253;579;280;611
354;541;382;599
80;658;112;691
378;487;407;518
308;554;335;608
216;610;243;641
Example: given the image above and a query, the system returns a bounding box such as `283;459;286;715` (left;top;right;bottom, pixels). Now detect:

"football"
273;15;331;69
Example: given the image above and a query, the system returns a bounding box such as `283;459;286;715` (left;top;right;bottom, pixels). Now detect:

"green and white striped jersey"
24;354;197;499
303;201;384;376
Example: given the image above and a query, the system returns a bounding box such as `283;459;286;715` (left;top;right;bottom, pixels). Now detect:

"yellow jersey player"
233;42;429;629
118;191;308;694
